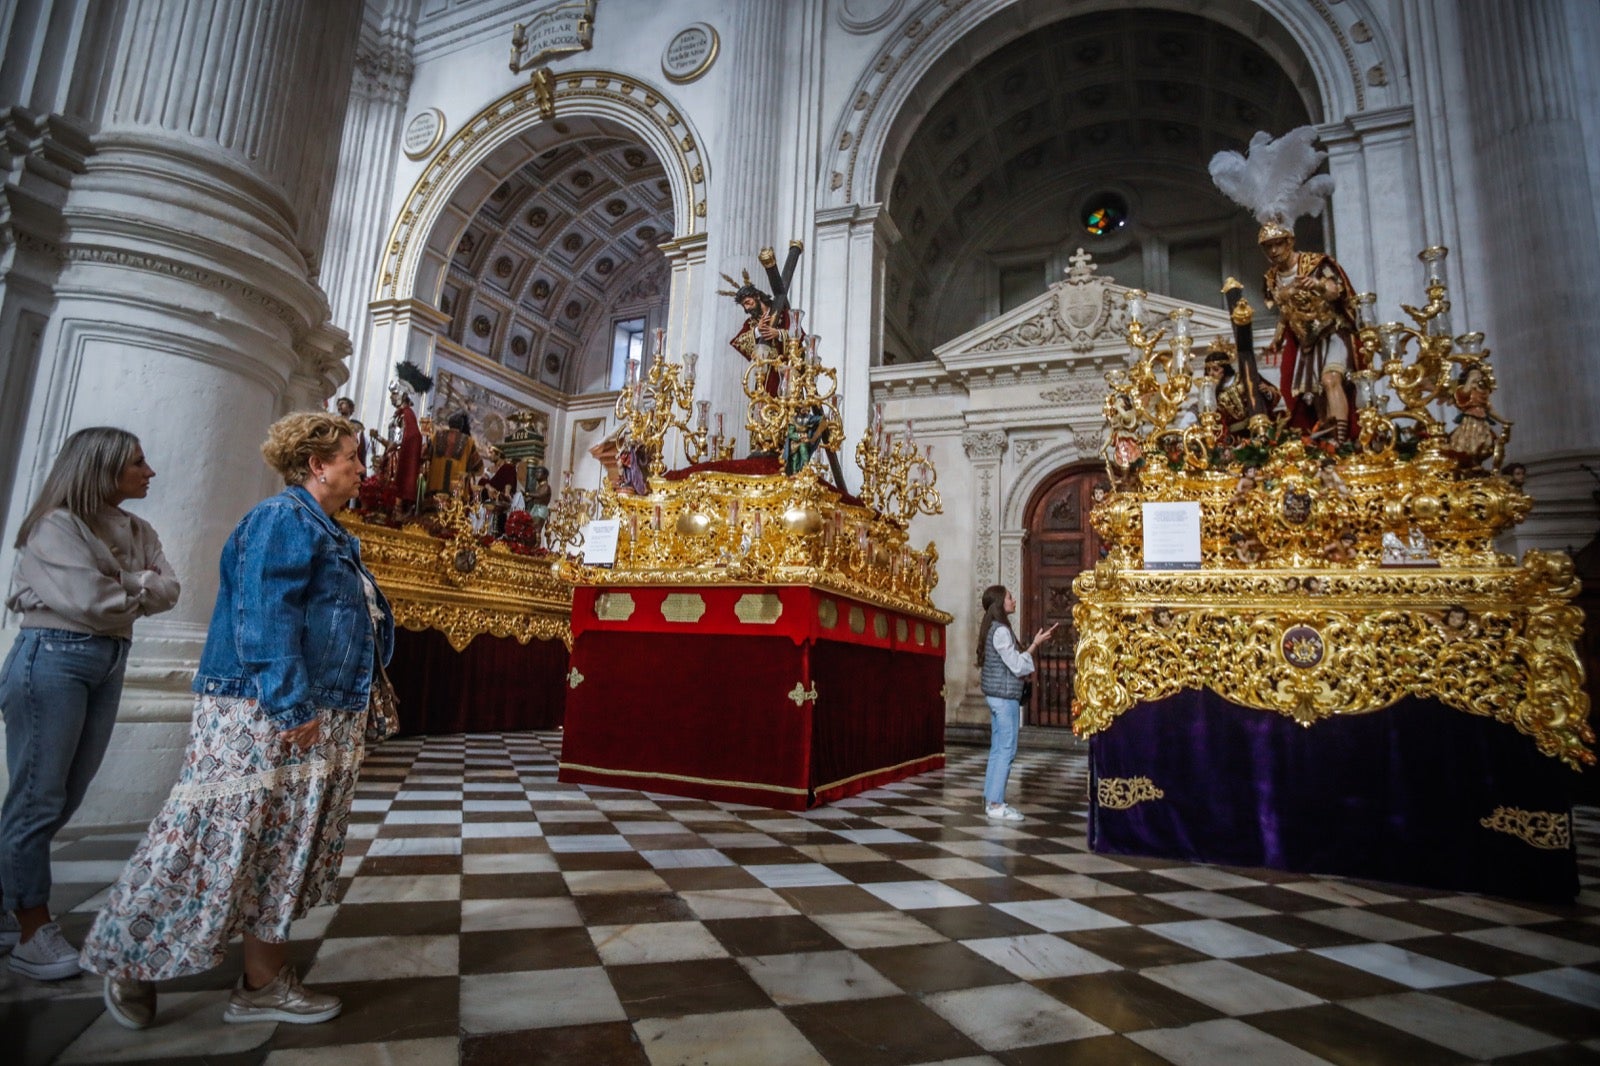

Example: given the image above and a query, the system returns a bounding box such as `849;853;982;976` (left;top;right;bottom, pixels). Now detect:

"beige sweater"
6;507;181;638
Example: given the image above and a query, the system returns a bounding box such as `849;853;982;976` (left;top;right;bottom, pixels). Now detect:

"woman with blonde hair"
1;427;179;980
81;412;393;1030
975;585;1055;823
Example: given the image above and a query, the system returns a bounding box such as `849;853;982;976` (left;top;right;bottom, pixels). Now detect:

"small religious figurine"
721;254;803;399
1435;604;1475;643
1322;531;1357;564
1316;458;1352;498
1501;461;1526;490
1446;365;1503;467
783;406;827;476
424;411;483;500
335;396;367;467
1210;126;1363;440
1231;465;1260;504
526;465;552;544
1205;341;1281;438
478;446;519;534
1231;531;1264;564
1102;391;1143;486
369;363;429;514
616;442;650;495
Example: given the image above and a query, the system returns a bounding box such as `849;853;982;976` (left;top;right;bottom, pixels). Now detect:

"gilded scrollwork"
1096;777;1166;810
1479;807;1571;850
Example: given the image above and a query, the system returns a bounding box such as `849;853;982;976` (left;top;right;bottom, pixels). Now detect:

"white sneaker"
8;921;81;980
0;911;19;955
985;803;1025;823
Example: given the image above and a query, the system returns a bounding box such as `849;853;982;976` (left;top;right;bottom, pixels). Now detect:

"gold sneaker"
223;965;340;1025
104;974;157;1030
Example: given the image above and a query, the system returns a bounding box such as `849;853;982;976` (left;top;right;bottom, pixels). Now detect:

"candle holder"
614;328;711;477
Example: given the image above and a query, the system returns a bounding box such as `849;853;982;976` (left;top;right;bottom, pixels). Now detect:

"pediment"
931;249;1236;375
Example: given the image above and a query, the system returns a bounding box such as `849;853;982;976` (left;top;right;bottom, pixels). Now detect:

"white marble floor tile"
1300;906;1436;942
381;809;462;825
1017;874;1133;899
365;836;462;857
1281;879;1403;906
1461;926;1600;965
340;873;460;905
462;799;533;812
590;920;729;965
460;967;625;1033
744;818;817;834
305;935;458;982
1150;866;1267;891
861;880;981;910
739;949;901;1004
1148;890;1274;919
289;905;339;941
701;832;782;848
534;808;610;822
461;896;584;931
592;798;663;811
679;887;799;920
1345;991;1563;1059
1312;942;1487;988
462;851;559;875
562;869;672;895
1145;919;1295;958
811;910;951;949
1422;896;1556;925
633;1007;829;1066
898;857;1006;880
394;789;463;801
614;820;694;835
1142;959;1323;1015
349;799;395;813
933;840;1023;859
923;982;1111;1050
746;863;853;888
834;827;921;845
57;991;271;1062
263;1036;460;1066
48;860;131;884
640;847;736;869
460;822;545;839
545;833;633;853
993;897;1129;932
788;843;889;864
344;822;381;839
1129;1017;1333;1065
963;933;1121;979
1508;966;1600;1008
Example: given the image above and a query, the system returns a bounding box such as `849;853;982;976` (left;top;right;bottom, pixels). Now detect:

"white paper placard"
582;518;621;567
1142;501;1202;570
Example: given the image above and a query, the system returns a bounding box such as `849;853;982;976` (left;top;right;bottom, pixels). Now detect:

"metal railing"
1028;644;1075;727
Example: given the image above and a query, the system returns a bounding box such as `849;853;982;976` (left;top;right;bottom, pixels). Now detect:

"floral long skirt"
79;695;365;980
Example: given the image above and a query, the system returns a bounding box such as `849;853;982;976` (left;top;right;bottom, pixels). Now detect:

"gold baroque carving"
1096;777;1166;810
788;682;819;706
1479;807;1571;850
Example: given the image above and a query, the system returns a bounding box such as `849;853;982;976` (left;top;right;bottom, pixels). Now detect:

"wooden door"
1023;465;1109;727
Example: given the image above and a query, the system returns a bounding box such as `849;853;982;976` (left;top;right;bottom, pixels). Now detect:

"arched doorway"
1023;462;1109;726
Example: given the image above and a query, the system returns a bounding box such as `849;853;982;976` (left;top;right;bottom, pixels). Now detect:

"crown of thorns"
716;269;770;305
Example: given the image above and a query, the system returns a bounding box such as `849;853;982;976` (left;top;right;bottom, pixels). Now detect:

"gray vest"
980;620;1025;699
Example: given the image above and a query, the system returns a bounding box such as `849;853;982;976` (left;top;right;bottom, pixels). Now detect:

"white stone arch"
819;0;1404;211
1001;438;1100;534
376;70;709;305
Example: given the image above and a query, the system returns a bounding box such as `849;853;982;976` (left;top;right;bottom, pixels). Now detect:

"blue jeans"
983;695;1021;805
0;628;131;912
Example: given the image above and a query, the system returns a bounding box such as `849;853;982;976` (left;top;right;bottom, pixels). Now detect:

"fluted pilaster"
1458;0;1600;548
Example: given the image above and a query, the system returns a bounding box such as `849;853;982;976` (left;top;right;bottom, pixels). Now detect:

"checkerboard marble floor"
5;733;1599;1065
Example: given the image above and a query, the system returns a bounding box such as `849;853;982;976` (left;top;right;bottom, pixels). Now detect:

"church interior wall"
2;0;1597;830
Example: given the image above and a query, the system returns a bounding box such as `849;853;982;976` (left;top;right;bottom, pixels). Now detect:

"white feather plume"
1208;126;1333;226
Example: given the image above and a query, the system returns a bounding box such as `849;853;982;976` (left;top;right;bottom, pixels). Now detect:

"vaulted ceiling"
884;7;1316;358
442;130;672;391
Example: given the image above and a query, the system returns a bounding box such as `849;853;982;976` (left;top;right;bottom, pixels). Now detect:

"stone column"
1459;0;1600;550
0;0;365;825
322;7;418;428
814;203;898;491
703;0;788;434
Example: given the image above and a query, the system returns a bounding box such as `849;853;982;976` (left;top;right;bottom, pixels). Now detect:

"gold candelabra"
544;474;598;556
855;403;942;525
741;313;844;459
614;329;713;477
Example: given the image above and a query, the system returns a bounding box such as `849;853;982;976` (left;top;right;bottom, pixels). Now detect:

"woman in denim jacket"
1;428;179;980
82;412;394;1030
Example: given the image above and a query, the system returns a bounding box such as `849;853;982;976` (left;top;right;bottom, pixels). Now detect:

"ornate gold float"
1074;250;1592;769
